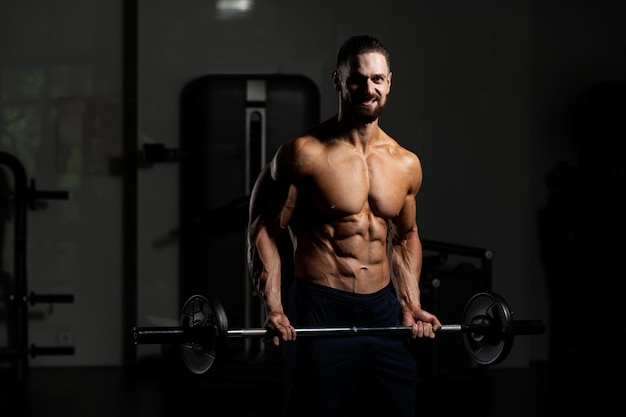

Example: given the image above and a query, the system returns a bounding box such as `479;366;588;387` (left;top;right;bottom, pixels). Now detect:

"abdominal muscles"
293;210;391;293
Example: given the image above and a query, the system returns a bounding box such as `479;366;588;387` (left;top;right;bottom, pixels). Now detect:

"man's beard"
347;97;386;124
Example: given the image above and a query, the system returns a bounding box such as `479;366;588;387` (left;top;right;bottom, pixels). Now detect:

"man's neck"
334;113;380;147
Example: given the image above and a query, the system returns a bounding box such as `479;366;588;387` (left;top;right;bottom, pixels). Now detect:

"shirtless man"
247;35;442;417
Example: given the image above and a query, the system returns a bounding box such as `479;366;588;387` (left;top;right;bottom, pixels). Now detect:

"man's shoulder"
279;120;337;155
279;133;324;155
379;131;419;158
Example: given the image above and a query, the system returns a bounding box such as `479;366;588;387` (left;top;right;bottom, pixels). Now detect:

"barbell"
132;292;544;375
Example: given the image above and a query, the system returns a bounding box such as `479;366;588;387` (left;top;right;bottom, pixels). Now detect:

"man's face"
334;52;392;124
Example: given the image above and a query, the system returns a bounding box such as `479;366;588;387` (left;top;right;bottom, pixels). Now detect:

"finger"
413;323;423;338
283;326;293;341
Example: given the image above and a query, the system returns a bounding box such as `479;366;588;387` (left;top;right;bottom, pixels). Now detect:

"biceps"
392;196;418;242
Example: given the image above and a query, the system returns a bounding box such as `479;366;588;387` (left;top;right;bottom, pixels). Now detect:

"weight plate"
179;294;229;374
462;292;513;365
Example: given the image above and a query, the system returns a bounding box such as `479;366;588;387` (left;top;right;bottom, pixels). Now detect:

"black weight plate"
179;294;229;374
462;292;513;365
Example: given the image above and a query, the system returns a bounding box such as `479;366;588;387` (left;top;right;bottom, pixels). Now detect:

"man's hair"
336;35;391;71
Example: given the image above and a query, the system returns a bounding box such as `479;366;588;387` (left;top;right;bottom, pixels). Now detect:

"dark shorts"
283;279;418;417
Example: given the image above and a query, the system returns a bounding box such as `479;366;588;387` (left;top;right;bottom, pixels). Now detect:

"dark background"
0;0;624;397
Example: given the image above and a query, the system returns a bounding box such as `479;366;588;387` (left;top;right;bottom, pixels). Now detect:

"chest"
303;152;409;218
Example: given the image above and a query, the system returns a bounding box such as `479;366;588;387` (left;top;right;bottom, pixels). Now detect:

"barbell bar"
132;292;545;374
136;324;465;342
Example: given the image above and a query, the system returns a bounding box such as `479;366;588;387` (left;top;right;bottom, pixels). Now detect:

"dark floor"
0;346;619;417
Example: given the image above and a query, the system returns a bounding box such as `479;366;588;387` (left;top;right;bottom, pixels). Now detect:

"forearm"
390;229;423;313
248;225;285;315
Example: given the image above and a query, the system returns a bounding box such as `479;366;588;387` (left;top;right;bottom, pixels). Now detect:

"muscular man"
247;35;442;417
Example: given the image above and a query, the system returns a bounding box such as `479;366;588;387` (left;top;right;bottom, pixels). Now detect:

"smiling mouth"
359;96;378;106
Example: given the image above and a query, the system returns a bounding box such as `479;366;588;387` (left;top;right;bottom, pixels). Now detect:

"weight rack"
0;152;75;381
